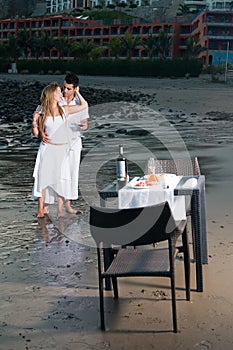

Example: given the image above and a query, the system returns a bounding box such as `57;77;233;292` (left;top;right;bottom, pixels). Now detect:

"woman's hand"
32;112;40;137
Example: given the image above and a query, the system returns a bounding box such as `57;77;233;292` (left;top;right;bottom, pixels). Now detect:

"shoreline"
1;73;233;115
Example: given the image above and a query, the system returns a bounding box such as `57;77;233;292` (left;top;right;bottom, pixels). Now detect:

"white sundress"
32;110;86;204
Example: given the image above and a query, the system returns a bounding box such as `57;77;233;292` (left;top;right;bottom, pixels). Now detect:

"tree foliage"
108;37;123;59
70;39;96;60
54;37;70;59
5;35;21;62
185;37;205;58
120;32;140;59
142;34;159;59
157;31;172;58
16;29;34;59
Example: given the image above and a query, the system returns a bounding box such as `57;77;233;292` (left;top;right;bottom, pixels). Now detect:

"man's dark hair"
64;73;79;88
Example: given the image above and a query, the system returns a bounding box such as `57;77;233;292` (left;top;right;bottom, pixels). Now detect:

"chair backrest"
154;157;201;176
89;202;178;248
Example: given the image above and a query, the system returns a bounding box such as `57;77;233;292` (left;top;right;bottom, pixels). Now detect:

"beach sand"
0;73;233;350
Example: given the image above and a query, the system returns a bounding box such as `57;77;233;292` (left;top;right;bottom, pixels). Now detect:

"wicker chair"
153;157;201;177
89;202;190;333
154;157;201;254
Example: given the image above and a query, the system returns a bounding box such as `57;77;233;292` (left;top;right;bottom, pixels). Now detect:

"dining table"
99;174;207;293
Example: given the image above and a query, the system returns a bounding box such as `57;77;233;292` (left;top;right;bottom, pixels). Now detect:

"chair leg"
99;276;106;331
112;277;119;299
182;227;191;301
170;275;178;333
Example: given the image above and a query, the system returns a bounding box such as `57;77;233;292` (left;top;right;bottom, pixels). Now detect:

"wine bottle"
116;144;127;181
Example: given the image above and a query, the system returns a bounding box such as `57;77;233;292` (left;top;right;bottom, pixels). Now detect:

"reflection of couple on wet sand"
38;213;79;245
32;79;89;218
37;216;64;245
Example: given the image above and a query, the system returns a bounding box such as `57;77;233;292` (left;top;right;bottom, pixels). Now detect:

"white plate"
132;183;152;189
130;179;155;189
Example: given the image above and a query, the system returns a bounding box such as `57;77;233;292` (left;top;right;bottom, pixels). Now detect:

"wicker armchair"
153;157;201;177
153;157;201;255
89;202;190;333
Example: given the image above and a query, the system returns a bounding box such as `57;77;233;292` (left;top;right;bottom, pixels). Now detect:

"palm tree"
30;36;42;59
5;34;21;62
90;46;103;60
108;37;122;59
0;42;6;59
39;32;55;59
121;32;140;59
71;39;95;60
142;34;159;59
54;37;70;59
157;31;172;59
16;28;31;59
185;37;205;58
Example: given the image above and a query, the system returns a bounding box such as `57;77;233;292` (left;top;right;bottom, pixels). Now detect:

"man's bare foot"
43;205;50;215
57;211;64;218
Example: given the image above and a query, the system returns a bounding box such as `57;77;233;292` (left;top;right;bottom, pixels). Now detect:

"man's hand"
41;131;50;144
79;119;88;131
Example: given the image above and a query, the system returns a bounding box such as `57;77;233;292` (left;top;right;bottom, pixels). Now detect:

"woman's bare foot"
65;199;78;214
36;211;45;218
66;207;78;214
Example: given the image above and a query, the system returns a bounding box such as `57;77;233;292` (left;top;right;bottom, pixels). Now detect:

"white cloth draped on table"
32;108;89;204
118;175;186;221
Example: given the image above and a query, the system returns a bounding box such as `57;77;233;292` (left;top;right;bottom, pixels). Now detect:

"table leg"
191;192;203;292
200;183;208;264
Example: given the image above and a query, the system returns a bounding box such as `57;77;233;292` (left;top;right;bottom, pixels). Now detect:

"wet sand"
0;73;233;350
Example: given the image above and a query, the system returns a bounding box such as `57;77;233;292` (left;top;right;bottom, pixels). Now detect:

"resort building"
0;9;232;66
184;0;232;13
46;0;92;12
46;0;73;13
207;0;233;10
191;10;233;65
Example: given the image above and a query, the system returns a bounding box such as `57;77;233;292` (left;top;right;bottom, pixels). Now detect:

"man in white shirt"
60;73;89;213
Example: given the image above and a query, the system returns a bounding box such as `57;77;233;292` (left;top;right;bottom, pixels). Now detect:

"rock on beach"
0;79;156;145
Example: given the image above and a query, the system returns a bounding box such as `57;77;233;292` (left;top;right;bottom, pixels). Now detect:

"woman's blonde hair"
38;82;64;132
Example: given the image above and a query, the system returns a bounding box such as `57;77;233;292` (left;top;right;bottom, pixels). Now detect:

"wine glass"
147;157;155;175
36;105;43;115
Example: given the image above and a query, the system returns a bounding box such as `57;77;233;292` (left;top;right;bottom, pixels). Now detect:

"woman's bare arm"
64;90;88;115
31;111;40;137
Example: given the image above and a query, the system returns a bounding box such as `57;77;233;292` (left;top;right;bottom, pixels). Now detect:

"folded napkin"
182;178;198;189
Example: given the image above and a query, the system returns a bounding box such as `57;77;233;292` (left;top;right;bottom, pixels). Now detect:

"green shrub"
16;58;203;77
54;70;62;75
20;69;29;74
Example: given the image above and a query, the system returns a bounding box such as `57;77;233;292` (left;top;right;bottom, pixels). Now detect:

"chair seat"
104;248;179;277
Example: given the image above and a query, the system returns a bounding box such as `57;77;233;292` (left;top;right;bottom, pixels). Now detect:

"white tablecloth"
118;175;186;221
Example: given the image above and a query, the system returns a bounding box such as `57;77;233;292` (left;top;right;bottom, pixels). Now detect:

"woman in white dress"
32;82;88;218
